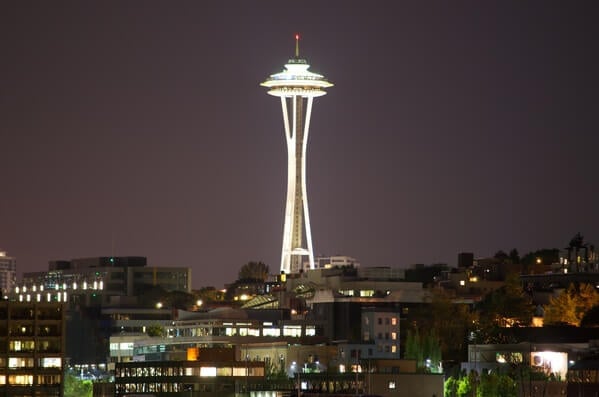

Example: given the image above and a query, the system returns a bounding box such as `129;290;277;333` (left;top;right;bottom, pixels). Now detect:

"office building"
0;301;65;397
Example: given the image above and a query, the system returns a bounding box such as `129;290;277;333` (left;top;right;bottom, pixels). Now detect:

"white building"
307;255;361;270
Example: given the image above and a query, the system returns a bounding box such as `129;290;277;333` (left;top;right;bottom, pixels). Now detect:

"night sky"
1;2;598;289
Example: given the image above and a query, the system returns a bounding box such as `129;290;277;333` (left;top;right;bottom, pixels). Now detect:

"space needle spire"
261;35;333;274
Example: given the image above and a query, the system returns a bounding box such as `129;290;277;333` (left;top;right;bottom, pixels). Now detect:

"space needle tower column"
261;35;333;274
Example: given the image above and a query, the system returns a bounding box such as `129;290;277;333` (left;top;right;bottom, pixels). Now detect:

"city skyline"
1;2;598;288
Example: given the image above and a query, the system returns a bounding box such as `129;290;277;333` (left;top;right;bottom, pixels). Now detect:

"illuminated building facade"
261;36;333;274
17;256;191;306
13;257;190;365
115;359;265;396
0;301;65;397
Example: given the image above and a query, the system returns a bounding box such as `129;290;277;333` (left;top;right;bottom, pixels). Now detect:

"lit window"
388;381;396;389
248;328;260;336
263;328;280;337
392;345;397;353
391;317;397;325
283;325;302;337
200;367;217;377
391;332;397;340
40;358;61;368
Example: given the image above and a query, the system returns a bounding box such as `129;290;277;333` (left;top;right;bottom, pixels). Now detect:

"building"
114;356;265;397
18;256;191;306
261;35;333;274
13;257;190;365
309;255;361;270
0;301;65;397
0;251;16;297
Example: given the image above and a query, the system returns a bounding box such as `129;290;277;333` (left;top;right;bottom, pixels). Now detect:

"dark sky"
1;2;598;289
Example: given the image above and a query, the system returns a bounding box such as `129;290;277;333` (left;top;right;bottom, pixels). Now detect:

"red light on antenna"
295;34;300;40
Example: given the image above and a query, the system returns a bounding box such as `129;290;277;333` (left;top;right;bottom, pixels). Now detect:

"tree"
64;373;93;397
238;261;270;281
476;273;533;339
508;249;520;264
580;305;599;327
494;250;509;263
521;248;559;271
414;288;476;363
446;371;517;397
544;283;599;326
167;290;195;310
195;286;225;303
146;324;166;337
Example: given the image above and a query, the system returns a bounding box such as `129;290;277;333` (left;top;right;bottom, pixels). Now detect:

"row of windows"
363;331;397;341
3;325;61;337
0;374;61;385
116;366;264;378
4;340;61;353
0;357;61;369
116;382;186;393
164;325;316;339
0;308;62;320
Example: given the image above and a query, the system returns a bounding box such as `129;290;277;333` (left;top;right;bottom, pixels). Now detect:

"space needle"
261;35;333;274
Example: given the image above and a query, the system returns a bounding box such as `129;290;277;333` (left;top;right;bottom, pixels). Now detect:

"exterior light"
156;302;163;309
196;299;203;307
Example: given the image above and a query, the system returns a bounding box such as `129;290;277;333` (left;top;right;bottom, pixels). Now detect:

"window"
391;345;397;353
391;332;397;340
391;317;397;325
385;318;390;325
363;332;370;341
385;332;389;340
40;358;61;368
388;381;396;389
283;325;302;337
378;318;382;325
